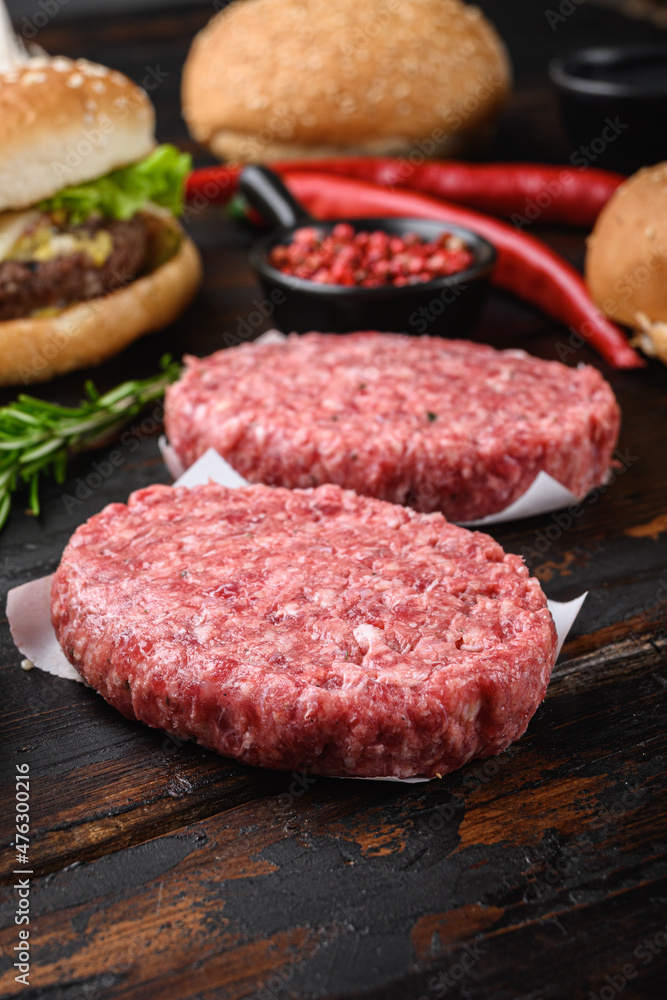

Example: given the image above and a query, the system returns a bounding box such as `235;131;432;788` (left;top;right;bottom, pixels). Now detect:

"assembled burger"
0;55;202;385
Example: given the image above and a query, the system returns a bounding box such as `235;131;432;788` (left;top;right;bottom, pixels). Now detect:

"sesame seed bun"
0;55;155;212
182;0;511;162
586;162;667;364
0;219;202;386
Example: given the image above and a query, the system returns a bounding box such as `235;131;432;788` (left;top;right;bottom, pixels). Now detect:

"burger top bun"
0;55;155;212
182;0;511;162
586;162;667;364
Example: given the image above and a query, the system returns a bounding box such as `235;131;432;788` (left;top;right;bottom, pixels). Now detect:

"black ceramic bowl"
549;44;667;173
241;166;497;337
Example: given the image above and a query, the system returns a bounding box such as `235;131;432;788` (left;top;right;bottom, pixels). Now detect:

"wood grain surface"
1;4;666;999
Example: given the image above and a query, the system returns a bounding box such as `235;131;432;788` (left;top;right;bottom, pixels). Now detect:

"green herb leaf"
226;193;250;221
0;355;181;534
39;145;192;225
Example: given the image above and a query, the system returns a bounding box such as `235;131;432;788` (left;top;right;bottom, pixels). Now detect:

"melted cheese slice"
0;210;40;263
0;210;117;267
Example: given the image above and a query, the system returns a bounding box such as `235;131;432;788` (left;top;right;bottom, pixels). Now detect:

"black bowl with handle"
240;165;497;337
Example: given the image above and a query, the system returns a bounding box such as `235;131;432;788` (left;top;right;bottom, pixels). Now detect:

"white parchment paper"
459;472;579;526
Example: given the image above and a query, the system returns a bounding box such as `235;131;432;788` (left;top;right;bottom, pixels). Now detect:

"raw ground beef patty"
164;332;621;522
51;481;558;778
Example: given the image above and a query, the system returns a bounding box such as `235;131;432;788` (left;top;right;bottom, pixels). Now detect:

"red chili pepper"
279;171;643;370
185;164;641;367
277;159;624;228
186;160;624;227
185;165;240;205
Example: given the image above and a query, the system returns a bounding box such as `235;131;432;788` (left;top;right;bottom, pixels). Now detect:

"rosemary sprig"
0;355;181;533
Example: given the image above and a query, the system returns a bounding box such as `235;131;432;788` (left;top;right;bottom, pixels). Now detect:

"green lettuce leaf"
39;145;192;224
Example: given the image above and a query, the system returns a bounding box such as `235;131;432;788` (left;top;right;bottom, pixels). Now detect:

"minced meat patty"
165;331;621;523
51;481;557;778
0;216;152;321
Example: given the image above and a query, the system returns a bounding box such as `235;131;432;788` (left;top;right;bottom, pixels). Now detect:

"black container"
549;44;667;173
240;166;496;337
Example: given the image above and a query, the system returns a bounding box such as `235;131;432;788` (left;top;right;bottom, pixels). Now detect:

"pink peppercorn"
268;227;475;287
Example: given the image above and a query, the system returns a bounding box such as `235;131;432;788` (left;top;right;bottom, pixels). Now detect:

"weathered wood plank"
1;3;667;998
2;637;665;993
1;707;664;999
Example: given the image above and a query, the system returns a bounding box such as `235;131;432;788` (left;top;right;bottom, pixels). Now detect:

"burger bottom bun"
0;222;202;387
634;314;667;366
207;124;495;164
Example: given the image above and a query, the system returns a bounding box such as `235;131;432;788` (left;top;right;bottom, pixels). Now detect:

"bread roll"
183;0;511;161
586;162;667;364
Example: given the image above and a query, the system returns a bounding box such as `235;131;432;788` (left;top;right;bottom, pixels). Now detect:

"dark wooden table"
1;4;667;998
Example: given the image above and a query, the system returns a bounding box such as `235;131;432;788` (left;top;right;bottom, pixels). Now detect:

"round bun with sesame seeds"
585;162;667;365
0;55;155;212
182;0;511;162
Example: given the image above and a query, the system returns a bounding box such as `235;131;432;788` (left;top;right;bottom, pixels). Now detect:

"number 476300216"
15;764;30;867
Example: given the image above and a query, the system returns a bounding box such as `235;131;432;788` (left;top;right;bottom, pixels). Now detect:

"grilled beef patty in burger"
0;55;202;385
0;215;154;321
